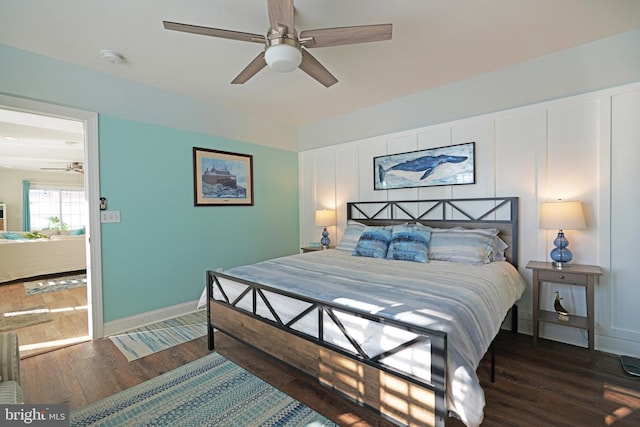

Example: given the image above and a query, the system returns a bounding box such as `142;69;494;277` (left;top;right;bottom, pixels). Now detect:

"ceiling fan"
41;162;84;174
163;0;392;87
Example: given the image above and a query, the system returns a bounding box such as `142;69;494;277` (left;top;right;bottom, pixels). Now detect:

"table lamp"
314;209;335;249
539;200;586;268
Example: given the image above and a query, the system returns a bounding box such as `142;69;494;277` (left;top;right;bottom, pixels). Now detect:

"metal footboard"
207;270;448;427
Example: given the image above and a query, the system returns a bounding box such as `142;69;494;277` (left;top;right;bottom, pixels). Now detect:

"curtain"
22;180;30;231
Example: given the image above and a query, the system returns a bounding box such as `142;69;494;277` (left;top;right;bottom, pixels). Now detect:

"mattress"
219;249;526;427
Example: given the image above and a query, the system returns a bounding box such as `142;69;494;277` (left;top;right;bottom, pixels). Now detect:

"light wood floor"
0;274;89;358
19;328;640;426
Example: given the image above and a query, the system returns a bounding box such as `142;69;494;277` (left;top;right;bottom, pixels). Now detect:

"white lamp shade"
315;209;335;227
264;44;302;73
539;201;586;230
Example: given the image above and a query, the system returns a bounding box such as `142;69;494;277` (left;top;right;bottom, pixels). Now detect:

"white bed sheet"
211;249;526;427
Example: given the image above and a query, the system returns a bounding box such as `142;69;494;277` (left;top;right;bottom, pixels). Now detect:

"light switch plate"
100;210;120;223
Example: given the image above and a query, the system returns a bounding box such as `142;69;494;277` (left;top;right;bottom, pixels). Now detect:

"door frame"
0;94;103;338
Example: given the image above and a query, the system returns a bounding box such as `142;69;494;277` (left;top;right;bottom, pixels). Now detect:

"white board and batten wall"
298;82;640;357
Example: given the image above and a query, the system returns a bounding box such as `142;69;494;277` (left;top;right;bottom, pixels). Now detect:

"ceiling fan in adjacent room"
163;0;392;87
41;162;84;174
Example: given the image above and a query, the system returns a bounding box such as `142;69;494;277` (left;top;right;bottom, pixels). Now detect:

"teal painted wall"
98;116;299;321
0;44;300;323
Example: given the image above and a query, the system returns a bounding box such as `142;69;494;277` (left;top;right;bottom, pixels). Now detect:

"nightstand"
526;261;602;360
301;246;333;253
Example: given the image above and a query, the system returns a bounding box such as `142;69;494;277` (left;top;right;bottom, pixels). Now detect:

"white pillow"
335;220;366;252
490;236;509;262
428;227;497;265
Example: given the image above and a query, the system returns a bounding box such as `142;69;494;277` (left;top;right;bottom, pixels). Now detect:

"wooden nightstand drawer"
537;269;587;285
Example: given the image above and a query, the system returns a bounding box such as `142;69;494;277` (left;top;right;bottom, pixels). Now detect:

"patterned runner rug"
70;352;336;426
23;273;87;296
109;310;207;361
0;305;53;332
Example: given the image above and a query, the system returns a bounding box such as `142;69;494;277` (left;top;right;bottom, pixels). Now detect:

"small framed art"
193;147;254;206
374;142;475;190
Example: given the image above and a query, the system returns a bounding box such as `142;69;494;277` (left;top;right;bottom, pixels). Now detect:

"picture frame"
373;142;475;190
193;147;254;206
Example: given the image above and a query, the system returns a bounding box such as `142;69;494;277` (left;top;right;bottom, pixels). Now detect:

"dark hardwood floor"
21;330;640;426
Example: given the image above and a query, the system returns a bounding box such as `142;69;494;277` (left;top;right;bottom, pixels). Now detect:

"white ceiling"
0;109;84;172
1;0;639;170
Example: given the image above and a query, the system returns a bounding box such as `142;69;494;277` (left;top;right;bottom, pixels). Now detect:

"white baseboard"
103;300;201;337
596;334;640;358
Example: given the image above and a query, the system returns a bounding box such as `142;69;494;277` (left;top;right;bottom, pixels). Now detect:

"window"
29;188;86;231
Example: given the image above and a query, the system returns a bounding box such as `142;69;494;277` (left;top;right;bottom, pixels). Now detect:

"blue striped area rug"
109;311;207;361
24;273;87;295
70;352;336;426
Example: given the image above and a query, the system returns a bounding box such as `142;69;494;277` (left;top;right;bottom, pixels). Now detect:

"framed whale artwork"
373;142;475;190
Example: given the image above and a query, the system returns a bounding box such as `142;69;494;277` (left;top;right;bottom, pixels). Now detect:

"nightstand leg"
532;271;539;347
587;277;595;362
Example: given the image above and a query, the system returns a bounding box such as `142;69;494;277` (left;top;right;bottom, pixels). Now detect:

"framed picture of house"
373;142;475;190
193;147;254;206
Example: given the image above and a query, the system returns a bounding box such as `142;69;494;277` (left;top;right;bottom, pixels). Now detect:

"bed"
0;233;86;283
206;197;526;427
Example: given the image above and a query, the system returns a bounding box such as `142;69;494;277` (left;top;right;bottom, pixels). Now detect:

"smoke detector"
100;50;125;64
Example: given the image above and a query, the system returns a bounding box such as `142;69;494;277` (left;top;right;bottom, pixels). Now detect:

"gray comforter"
225;249;526;427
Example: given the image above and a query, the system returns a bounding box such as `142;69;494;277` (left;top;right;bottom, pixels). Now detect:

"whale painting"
374;142;475;190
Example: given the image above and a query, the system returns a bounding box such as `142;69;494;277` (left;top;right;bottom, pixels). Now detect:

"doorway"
0;94;103;354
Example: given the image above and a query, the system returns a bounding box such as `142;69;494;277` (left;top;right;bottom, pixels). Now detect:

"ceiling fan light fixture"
264;42;301;73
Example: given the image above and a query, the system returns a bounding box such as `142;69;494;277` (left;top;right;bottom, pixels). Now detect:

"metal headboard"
346;197;519;268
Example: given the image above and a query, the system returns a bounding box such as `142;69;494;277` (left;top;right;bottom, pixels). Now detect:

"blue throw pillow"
3;232;23;240
352;227;392;259
70;228;85;235
386;224;431;263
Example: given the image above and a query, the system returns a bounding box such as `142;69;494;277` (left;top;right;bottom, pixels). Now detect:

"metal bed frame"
207;197;519;427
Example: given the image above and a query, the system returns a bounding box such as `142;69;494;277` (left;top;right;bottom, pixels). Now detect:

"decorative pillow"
336;220;366;252
69;228;86;235
352;226;392;259
428;228;496;265
386;224;431;263
3;232;23;240
24;231;48;240
37;229;59;238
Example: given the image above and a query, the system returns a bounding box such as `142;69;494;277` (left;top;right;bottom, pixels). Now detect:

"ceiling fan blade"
299;50;338;88
267;0;295;34
163;21;265;44
231;52;268;84
300;24;392;48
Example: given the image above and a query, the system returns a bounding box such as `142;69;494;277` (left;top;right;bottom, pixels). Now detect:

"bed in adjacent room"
205;197;526;427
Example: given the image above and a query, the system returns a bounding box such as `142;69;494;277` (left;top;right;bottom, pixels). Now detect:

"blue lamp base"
320;227;330;249
550;230;573;269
